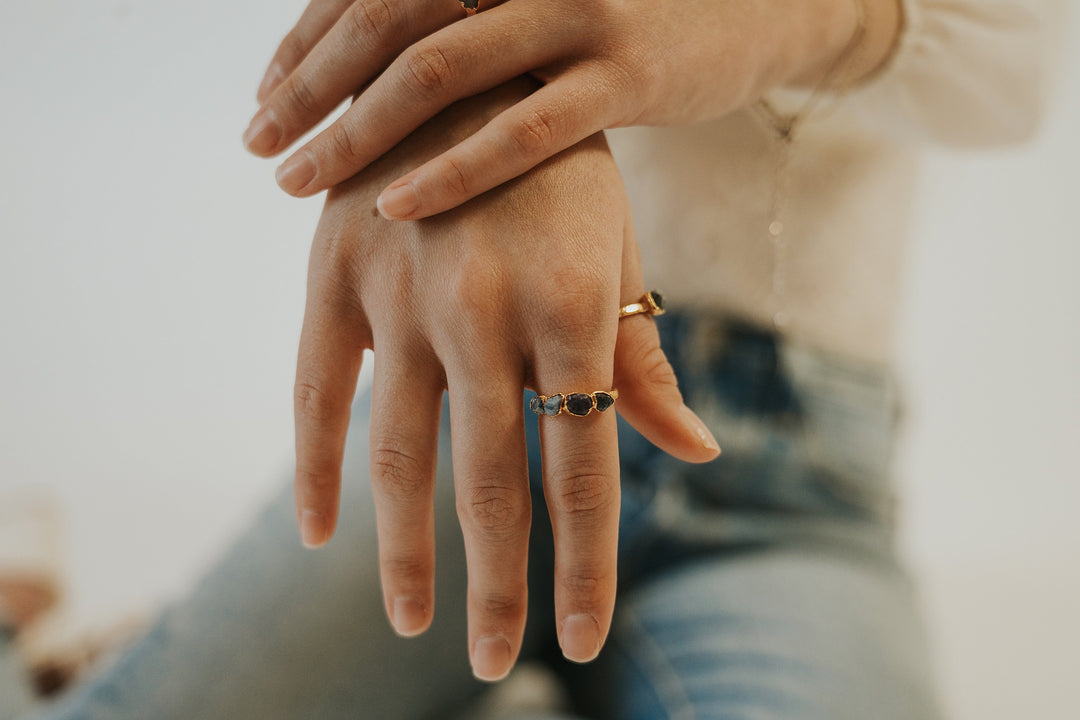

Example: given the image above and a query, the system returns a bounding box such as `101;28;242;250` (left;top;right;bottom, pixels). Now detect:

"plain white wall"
1;2;1077;718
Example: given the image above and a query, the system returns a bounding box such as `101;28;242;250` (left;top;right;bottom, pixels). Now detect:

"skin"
292;77;719;681
244;0;901;218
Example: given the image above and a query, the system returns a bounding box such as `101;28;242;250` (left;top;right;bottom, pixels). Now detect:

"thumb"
614;312;720;464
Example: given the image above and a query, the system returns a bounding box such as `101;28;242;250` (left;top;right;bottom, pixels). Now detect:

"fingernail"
471;635;512;682
560;613;600;663
276;152;316;194
300;509;327;549
376;182;419;220
257;63;285;103
682;406;720;453
392;596;428;637
243;108;282;155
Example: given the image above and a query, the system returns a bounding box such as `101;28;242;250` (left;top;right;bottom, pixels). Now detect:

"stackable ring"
619;290;665;319
458;0;479;16
530;389;619;417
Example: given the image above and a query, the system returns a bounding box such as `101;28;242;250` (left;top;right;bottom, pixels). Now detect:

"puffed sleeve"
850;0;1051;146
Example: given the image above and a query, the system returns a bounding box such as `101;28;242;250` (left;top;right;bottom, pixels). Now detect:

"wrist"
770;0;903;91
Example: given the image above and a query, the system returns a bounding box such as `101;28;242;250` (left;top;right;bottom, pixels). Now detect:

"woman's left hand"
244;0;886;219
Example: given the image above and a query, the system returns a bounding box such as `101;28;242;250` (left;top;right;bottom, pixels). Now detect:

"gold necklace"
751;0;868;330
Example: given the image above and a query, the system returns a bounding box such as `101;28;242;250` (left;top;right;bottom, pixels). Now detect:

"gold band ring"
530;389;619;417
619;290;665;319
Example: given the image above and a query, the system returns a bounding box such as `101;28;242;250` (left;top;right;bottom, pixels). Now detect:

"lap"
28;314;942;719
595;547;940;720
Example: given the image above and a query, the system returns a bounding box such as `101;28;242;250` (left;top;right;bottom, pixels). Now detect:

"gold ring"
459;0;478;16
619;290;665;319
530;389;618;417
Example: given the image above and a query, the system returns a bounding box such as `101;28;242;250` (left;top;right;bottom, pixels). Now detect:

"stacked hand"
244;0;879;219
284;77;718;680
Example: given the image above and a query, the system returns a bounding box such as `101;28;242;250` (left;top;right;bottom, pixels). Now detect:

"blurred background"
0;1;1076;717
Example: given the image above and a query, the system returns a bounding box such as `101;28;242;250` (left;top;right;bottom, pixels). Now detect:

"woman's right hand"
294;77;719;681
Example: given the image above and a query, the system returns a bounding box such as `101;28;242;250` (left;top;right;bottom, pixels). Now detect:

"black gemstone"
529;396;545;415
650;290;664;312
543;394;564;416
565;393;594;416
594;392;615;412
462;0;479;7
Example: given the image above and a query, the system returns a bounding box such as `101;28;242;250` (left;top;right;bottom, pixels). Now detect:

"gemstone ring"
619;290;665;319
530;389;619;418
458;0;478;16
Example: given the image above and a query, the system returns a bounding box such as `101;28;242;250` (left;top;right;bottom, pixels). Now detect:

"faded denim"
2;312;941;720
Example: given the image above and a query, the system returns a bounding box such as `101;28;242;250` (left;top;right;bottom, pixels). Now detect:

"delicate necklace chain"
750;0;868;330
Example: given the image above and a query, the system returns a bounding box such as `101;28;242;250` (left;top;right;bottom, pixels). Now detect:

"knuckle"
402;44;454;95
459;484;529;540
294;380;342;424
510;107;558;157
436;154;471;197
477;591;525;619
295;464;338;494
280;74;321;119
328;123;364;162
278;30;307;64
382;553;432;585
638;344;679;388
447;250;509;324
561;572;604;598
371;444;428;501
345;0;398;48
551;473;614;517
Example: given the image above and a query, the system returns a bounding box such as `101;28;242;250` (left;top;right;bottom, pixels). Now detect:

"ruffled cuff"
846;0;1045;147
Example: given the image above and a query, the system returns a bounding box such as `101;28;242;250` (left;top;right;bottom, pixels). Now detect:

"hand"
293;77;718;680
245;0;899;218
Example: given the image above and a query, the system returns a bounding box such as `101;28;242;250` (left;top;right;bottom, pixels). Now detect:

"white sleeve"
849;0;1052;147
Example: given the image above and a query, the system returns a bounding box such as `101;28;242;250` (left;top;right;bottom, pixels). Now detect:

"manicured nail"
300;509;327;549
257;63;285;103
682;406;720;453
243;108;282;155
471;635;512;682
560;613;600;663
276;152;316;195
376;182;419;220
392;596;428;637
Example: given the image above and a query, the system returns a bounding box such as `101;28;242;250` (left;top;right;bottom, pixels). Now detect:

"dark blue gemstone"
650;291;664;311
543;394;564;416
565;393;594;416
529;396;544;415
594;392;615;412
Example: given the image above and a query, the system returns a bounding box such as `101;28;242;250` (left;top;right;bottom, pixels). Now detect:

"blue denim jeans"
2;312;941;719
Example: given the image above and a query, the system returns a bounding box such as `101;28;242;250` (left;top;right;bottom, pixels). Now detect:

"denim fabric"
2;311;940;720
0;634;36;719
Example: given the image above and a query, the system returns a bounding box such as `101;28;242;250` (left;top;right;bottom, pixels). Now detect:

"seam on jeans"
619;603;696;720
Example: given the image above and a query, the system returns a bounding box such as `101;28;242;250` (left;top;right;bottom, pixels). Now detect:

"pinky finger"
375;71;621;221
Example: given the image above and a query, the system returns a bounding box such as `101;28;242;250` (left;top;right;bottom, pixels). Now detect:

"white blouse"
608;0;1047;363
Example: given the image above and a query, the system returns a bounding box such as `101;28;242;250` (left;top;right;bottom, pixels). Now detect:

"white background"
1;1;1077;718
